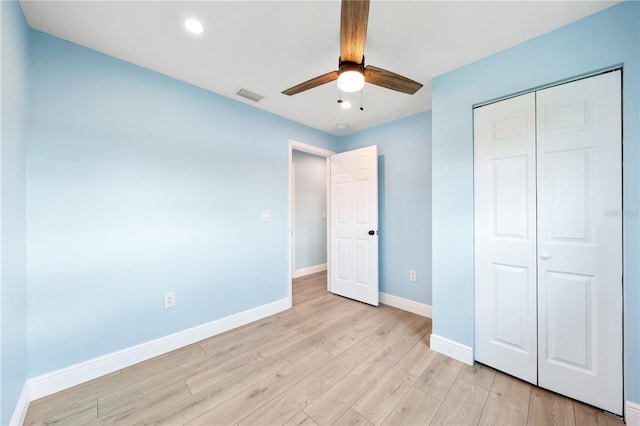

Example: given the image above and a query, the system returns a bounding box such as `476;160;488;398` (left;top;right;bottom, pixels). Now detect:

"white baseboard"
293;263;327;278
9;383;30;426
379;292;432;318
430;334;474;365
627;400;640;426
28;297;290;400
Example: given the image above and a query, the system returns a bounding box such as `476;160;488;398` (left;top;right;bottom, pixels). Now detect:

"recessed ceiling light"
184;18;204;34
341;101;351;110
336;123;349;131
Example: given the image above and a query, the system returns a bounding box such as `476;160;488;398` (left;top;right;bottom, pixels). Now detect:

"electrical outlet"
409;270;417;282
164;291;176;309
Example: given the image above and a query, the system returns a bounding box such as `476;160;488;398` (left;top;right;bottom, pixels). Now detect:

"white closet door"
474;93;538;384
536;71;622;415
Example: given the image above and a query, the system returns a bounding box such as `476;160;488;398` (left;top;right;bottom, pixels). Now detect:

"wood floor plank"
198;322;281;355
401;316;432;337
458;362;496;391
98;345;226;417
413;353;464;400
26;372;121;421
138;353;290;425
276;304;377;363
333;408;374;425
365;308;419;346
304;373;377;425
394;340;438;377
88;381;191;425
273;294;345;329
381;387;440;426
352;367;416;425
352;330;425;381
322;308;388;356
24;399;97;426
350;326;435;426
185;348;334;426
478;371;531;426
430;379;489;425
527;386;576;426
255;321;330;358
184;349;266;394
573;401;623;426
271;312;330;338
97;372;186;417
118;343;206;380
306;292;351;309
238;338;382;425
284;411;319;426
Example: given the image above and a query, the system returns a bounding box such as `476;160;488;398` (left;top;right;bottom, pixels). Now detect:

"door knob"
368;230;376;235
539;252;551;260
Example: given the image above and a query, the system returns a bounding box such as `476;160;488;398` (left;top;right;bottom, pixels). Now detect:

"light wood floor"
25;272;624;426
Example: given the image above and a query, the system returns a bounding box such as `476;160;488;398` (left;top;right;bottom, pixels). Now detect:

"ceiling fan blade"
364;65;423;95
281;71;339;96
340;0;370;64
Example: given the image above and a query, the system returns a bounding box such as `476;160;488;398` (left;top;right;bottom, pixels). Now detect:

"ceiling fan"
282;0;423;96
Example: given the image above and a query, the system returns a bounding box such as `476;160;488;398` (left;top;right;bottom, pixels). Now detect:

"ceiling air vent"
236;88;265;103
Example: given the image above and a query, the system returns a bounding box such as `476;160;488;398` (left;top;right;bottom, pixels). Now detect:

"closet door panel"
536;71;622;415
474;93;537;384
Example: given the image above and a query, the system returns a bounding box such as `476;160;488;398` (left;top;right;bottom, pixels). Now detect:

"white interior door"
330;145;379;306
536;70;622;415
474;93;538;384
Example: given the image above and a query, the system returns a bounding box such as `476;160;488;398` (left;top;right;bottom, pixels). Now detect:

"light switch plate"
261;210;272;221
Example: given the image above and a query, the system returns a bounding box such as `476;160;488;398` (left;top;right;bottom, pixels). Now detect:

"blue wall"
338;112;432;305
292;151;327;270
431;1;639;404
26;31;337;377
0;1;29;423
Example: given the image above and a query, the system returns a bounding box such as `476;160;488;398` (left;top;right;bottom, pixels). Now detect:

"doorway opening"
288;140;334;306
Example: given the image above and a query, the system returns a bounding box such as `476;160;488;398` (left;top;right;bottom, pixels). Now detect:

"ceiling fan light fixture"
184;18;204;34
337;70;364;93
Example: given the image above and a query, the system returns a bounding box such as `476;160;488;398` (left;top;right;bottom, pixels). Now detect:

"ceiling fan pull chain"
360;89;364;111
337;89;343;104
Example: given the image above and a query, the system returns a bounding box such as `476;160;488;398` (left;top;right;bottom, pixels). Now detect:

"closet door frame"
473;68;623;415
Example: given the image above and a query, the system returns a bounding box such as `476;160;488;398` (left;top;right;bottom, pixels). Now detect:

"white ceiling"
20;0;620;135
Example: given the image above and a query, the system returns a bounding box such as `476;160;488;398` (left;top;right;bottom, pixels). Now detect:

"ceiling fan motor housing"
339;58;365;75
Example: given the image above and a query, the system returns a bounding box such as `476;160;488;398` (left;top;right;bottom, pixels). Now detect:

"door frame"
288;139;335;305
